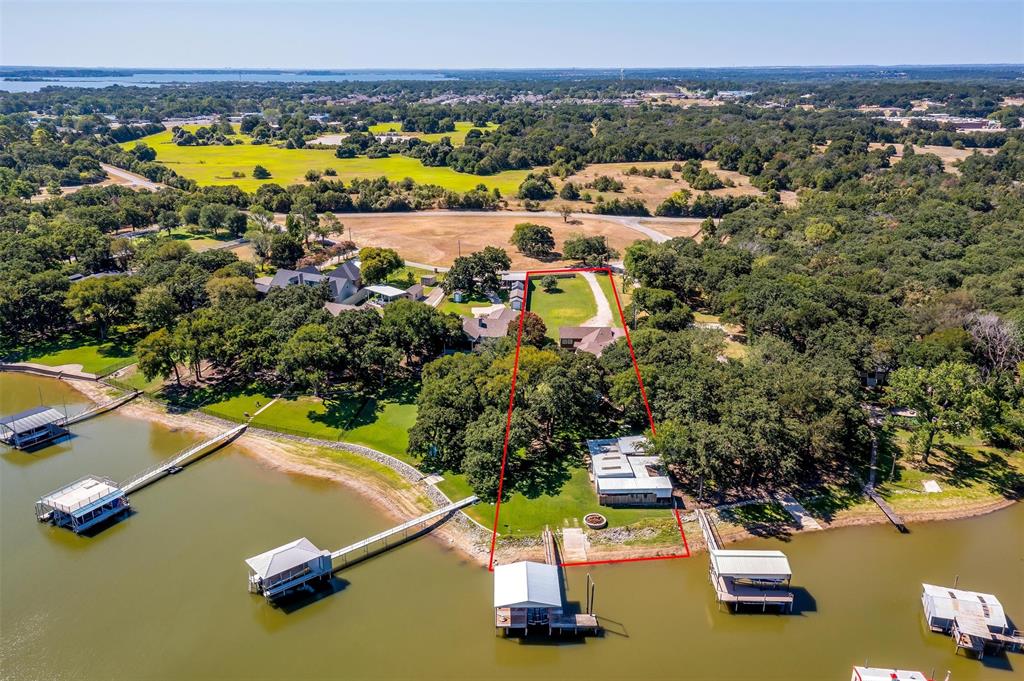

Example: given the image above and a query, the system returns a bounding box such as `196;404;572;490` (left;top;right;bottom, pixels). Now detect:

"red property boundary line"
487;266;691;571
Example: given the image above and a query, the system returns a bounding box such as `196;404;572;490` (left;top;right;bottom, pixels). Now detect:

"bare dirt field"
335;212;683;268
867;143;997;174
551;160;769;213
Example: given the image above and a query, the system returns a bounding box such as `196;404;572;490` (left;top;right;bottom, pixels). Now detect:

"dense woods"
2;72;1022;502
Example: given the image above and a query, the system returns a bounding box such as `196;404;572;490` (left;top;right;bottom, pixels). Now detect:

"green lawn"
165;225;239;251
122;125;527;193
367;121;499;145
384;265;437;290
527;275;597;338
439;290;508;317
593;272;625;327
438;466;673;535
11;332;138;376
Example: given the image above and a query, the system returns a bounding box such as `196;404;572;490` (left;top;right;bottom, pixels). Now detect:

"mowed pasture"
552;160;798;210
366;121;500;145
121;126;528;193
866;142;997;175
332;213;690;269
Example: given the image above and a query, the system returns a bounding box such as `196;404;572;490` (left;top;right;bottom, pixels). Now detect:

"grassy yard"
383;265;437;290
164;225;239;251
122;125;527;193
436;466;671;535
186;383;421;464
9;332;139;376
367;121;499;145
439;290;508;317
527;275;597;338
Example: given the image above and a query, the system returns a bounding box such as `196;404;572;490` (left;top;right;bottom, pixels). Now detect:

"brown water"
2;373;1022;681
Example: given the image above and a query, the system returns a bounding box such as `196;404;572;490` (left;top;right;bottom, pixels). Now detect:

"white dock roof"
494;561;562;608
245;538;326;579
922;583;1008;628
710;549;792;580
40;476;123;515
852;667;929;681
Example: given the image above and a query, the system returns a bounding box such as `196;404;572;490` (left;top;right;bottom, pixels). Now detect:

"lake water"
0;71;453;93
1;373;1021;680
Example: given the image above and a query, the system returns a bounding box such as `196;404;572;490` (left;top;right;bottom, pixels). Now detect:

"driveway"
580;271;614;326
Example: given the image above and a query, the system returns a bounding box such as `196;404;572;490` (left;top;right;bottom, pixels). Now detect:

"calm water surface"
2;374;1021;680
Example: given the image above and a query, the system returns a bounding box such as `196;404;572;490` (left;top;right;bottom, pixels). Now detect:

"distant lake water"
0;71;454;92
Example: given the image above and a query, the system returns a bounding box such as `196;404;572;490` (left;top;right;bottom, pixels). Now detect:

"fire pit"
584;513;608;530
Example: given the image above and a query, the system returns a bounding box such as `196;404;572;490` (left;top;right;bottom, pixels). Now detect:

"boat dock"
1;391;140;451
922;583;1024;659
697;509;795;612
36;424;246;531
121;424;247;494
865;486;908;533
247;496;478;599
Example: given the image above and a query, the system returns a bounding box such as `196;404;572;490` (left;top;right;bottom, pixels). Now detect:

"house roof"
493;561;562;608
324;302;360;316
245;538;326;579
0;406;65;435
326;260;360;282
710;549;792;580
463;307;519;341
560;326;622;356
588;436;672;498
922;583;1008;628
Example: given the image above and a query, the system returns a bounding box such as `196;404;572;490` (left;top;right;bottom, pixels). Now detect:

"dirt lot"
867;143;997;174
335;212;694;269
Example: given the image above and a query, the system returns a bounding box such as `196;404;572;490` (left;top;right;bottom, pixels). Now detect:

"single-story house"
559;326;622;356
405;283;425;301
464;307;519;345
586;436;672;507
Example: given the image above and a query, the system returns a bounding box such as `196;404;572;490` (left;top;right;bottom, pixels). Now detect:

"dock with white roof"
697;508;795;612
35;424;246;533
246;496;478;601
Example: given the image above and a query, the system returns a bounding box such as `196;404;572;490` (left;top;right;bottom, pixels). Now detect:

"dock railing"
120;423;247;494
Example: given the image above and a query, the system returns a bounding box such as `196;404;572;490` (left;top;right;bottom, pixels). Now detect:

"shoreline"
59;377;1020;567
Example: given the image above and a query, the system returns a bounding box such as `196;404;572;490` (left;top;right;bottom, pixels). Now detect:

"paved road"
101;164;165;191
579;271;614;326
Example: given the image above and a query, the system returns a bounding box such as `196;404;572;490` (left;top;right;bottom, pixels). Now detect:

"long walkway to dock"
62;390;140;426
121;424;247;494
329;496;478;568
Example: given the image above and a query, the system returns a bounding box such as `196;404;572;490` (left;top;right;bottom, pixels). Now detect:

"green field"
189;383;420;464
594;272;625;327
123;125;527;193
367;121;499;145
526;275;597;338
438;290;508;317
12;332;138;376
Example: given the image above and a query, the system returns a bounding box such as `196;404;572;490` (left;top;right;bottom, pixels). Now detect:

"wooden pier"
865;486;908;533
329;496;478;568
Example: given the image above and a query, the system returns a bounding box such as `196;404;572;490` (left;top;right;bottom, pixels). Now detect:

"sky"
2;0;1022;70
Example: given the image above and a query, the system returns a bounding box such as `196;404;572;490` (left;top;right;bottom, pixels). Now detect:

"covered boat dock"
922;583;1024;658
493;561;599;636
35;475;130;533
0;406;68;449
246;538;333;600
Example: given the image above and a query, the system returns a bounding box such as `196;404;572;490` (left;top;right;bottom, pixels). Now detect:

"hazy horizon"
3;1;1022;70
